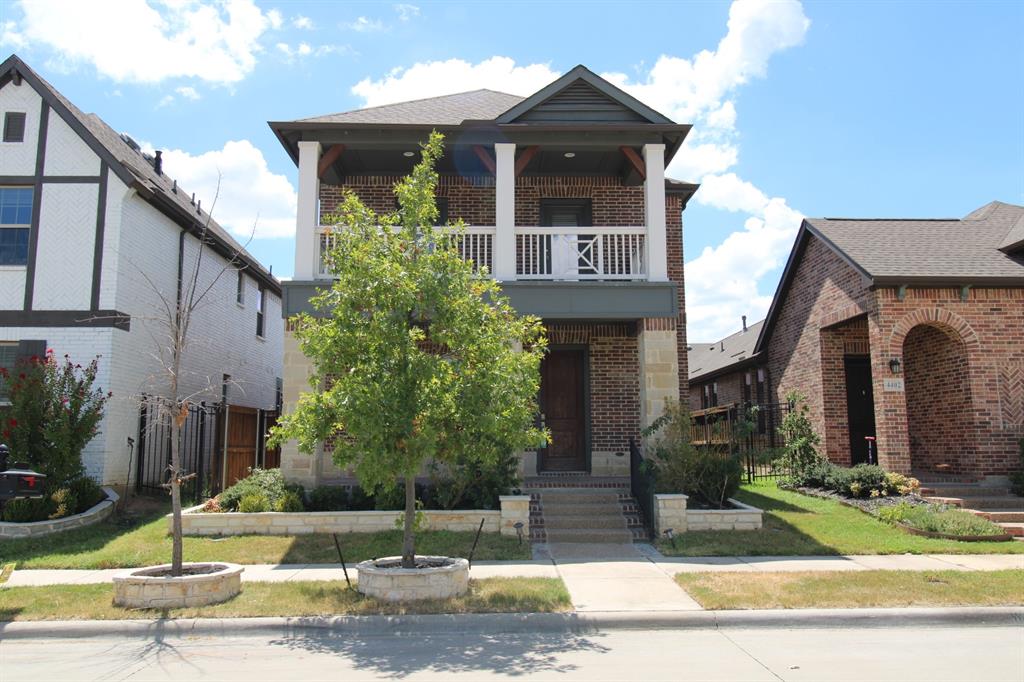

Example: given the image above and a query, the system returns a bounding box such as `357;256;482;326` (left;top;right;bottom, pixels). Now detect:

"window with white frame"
0;187;32;266
236;270;245;306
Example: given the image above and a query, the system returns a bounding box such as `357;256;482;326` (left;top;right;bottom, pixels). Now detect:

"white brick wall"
0;269;26;309
34;183;98;310
0;77;283;485
0;80;41;176
43;112;100;176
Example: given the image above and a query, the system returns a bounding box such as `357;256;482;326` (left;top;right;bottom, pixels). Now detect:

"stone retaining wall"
113;563;243;608
0;487;118;539
653;494;763;534
175;495;532;538
356;556;469;602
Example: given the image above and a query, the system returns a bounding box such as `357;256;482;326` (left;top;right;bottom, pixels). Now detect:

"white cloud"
344;16;385;32
277;41;346;61
175;86;201;101
292;15;314;30
352;56;559;106
150;140;298;239
156;94;175;108
266;8;283;29
395;4;420;21
6;0;276;84
0;20;26;48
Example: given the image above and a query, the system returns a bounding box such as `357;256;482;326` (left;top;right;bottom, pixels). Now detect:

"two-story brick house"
0;55;284;486
271;66;698;488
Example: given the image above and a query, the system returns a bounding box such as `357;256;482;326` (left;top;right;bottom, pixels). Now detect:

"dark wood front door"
540;348;587;472
844;356;877;465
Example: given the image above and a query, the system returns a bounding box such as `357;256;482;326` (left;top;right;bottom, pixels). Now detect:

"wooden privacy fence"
134;397;281;503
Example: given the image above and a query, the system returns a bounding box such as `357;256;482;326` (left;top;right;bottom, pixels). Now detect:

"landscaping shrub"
347;486;375;511
218;468;303;512
778;391;825;477
645;400;743;508
48;487;77;519
0;351;109;493
67;476;105;513
878;502;1005;537
787;462;920;499
237;493;270;513
308;485;350;512
430;450;520;510
275;490;305;512
0;495;53;522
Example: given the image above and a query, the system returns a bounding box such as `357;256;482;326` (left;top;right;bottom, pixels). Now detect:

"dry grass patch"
676;569;1024;609
0;577;571;621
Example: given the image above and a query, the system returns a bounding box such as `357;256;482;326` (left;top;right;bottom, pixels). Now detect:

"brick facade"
313;175;689;475
764;232;1024;478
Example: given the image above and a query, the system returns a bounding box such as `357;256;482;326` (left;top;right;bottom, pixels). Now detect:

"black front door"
539;348;587;472
844;356;877;465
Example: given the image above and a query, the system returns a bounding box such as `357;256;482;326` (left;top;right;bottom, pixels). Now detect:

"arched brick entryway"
902;323;975;475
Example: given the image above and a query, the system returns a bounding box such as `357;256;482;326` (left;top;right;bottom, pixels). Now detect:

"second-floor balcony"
318;225;647;281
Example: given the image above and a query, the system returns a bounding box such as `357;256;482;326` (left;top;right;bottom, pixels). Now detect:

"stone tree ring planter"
356;556;469;602
113;562;244;609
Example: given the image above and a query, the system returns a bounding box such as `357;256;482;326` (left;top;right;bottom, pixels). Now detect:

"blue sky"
2;0;1021;339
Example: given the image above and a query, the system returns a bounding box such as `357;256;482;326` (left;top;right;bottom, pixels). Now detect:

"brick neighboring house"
270;65;699;487
687;317;766;414
754;201;1024;481
0;55;284;485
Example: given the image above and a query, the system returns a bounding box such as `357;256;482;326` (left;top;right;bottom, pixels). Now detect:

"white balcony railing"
318;225;646;280
516;226;646;280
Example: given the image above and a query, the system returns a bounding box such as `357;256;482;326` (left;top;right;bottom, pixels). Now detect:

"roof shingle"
806;201;1024;283
688;319;764;381
296;89;525;126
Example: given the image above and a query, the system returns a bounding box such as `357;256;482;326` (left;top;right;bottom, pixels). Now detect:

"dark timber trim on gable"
0;310;130;331
90;162;109;310
0;54;281;298
23;98;48;311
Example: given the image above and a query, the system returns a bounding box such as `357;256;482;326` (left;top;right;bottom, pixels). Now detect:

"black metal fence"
690;401;793;482
628;437;656;534
134;397;222;504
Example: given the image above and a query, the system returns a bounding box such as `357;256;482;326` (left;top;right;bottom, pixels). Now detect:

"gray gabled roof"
296;89;525;126
688;319;764;382
755;200;1024;354
1;54;280;295
806;201;1024;284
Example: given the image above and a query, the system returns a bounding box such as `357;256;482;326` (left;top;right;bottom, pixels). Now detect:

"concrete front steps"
920;482;1024;539
526;479;648;543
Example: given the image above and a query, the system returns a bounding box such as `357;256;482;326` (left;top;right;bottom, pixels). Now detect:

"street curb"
1;607;1021;639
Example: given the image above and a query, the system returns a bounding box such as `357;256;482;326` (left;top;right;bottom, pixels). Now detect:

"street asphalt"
1;618;1020;681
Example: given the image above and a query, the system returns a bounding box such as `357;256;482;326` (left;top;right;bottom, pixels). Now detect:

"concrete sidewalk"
3;551;1020;596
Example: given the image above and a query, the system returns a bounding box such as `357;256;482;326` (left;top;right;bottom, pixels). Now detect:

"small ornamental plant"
1;350;109;488
270;132;547;568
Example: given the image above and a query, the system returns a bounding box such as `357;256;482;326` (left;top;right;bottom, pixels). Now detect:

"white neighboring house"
0;54;284;486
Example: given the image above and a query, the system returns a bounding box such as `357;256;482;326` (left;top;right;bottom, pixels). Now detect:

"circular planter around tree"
113;562;244;609
356;556;469;602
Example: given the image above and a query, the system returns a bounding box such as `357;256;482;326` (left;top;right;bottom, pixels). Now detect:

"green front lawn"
676;570;1024;609
0;578;571;621
656;481;1024;556
0;506;531;570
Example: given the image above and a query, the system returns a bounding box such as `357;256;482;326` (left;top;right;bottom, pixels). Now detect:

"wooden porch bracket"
514;146;540;176
317;144;345;179
620;146;646;180
473;145;496;175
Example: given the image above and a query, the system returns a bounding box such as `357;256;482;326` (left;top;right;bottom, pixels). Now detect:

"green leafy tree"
271;132;547;568
778;391;823;476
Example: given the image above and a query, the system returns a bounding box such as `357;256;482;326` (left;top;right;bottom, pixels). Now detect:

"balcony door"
540;199;595;278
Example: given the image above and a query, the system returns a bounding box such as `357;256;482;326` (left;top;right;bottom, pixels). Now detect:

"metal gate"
134;397;222;504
